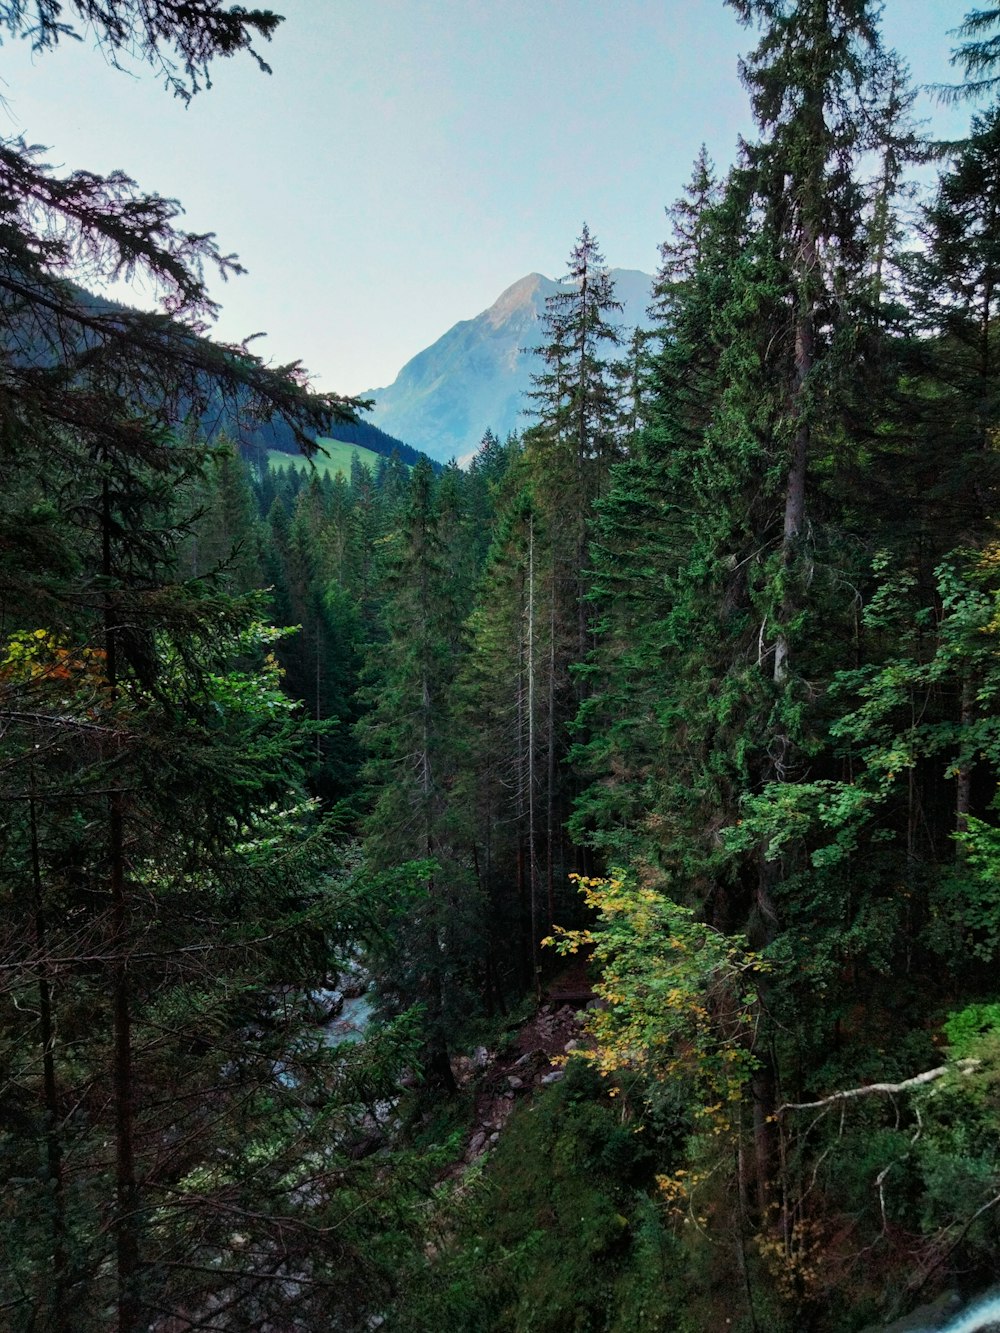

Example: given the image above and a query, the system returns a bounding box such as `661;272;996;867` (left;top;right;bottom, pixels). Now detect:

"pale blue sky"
0;1;974;396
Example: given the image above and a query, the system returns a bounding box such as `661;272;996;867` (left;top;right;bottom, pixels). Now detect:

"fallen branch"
778;1059;980;1115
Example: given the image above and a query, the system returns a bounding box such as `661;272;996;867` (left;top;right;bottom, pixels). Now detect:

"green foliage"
11;0;1000;1327
396;1062;676;1333
546;874;763;1121
944;1002;1000;1057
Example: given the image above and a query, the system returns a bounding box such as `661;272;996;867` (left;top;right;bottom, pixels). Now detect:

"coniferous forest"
6;3;1000;1330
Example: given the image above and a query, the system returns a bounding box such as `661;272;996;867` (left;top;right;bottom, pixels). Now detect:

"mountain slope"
365;268;655;463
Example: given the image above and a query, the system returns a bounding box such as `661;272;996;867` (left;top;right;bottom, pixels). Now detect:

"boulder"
468;1130;487;1156
306;988;344;1022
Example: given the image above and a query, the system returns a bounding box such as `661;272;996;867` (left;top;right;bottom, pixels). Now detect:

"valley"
3;3;1000;1332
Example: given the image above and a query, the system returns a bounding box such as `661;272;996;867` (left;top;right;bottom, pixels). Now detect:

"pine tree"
358;461;477;1090
940;6;1000;103
454;458;556;994
571;150;733;873
0;5;386;1326
527;223;624;663
572;2;916;1218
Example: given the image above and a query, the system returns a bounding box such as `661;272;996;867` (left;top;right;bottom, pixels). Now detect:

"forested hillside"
6;3;1000;1332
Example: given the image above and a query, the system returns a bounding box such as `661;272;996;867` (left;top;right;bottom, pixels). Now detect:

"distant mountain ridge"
364;268;656;464
0;275;432;471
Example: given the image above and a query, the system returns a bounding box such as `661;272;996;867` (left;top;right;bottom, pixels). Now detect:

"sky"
0;0;974;397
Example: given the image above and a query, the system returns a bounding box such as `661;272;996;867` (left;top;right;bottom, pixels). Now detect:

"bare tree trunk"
315;620;322;763
527;514;541;1000
751;1053;778;1217
956;676;975;847
110;786;139;1331
515;615;529;986
29;789;69;1332
773;225;816;690
546;599;556;928
103;476;139;1333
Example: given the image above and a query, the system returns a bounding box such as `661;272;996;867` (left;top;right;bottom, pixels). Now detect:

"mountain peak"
366;268;654;463
487;272;554;323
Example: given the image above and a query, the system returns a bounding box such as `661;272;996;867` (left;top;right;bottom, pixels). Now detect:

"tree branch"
778;1059;980;1114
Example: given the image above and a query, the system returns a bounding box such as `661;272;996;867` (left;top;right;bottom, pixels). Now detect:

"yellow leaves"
1;629;109;691
753;1217;826;1304
548;869;762;1128
976;538;1000;570
696;1101;723;1119
541;924;595;956
655;1166;711;1224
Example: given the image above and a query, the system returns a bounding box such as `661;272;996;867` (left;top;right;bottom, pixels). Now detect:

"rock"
507;1075;524;1090
540;1070;565;1085
367;1099;397;1128
586;997;609;1011
469;1130;487;1155
564;1039;580;1053
337;958;370;1000
345;1132;385;1160
472;1045;489;1069
489;1132;500;1144
307;988;344;1021
514;1049;545;1068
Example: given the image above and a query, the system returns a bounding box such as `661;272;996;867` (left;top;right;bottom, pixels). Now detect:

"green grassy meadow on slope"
266;437;387;478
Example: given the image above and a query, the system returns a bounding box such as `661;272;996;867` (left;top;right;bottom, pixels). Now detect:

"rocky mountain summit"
365;267;654;463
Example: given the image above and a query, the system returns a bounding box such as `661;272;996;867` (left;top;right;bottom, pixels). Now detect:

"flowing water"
320;990;374;1045
932;1294;1000;1333
938;1295;1000;1327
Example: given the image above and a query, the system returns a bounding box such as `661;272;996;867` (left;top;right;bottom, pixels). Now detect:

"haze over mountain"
364;268;655;463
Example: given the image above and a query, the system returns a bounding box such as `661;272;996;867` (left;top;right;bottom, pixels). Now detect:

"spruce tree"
358;461;477;1089
0;6;395;1326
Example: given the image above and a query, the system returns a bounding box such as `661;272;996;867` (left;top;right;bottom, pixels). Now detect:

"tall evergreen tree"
527;224;624;665
358;461;477;1089
0;6;391;1326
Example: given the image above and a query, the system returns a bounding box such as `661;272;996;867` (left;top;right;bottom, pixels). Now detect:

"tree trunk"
546;599;556;928
29;790;69;1332
957;676;975;847
773;223;816;690
527;513;541;1000
103;476;139;1333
